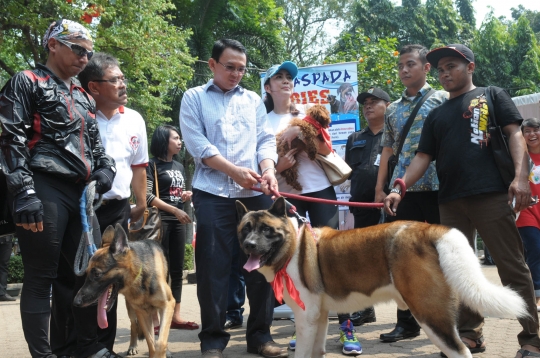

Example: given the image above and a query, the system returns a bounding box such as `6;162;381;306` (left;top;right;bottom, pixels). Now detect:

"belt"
0;234;14;244
101;198;127;206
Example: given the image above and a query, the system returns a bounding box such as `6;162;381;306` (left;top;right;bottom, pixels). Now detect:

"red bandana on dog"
302;115;333;151
272;260;305;310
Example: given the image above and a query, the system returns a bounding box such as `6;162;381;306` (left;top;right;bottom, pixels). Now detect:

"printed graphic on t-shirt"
130;135;140;152
530;165;540;185
463;95;489;147
166;169;184;202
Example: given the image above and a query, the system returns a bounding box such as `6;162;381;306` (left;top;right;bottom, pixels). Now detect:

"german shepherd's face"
236;197;297;272
73;224;129;315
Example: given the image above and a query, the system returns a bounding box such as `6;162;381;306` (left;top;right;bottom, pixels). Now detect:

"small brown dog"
276;104;331;190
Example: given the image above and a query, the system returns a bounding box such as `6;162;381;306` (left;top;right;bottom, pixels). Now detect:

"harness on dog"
74;181;103;276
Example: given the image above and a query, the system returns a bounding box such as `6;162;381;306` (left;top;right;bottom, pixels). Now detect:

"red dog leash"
251;186;384;208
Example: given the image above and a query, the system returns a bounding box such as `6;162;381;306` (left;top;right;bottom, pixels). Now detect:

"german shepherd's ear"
236;200;249;222
101;225;116;248
110;223;130;256
268;197;287;217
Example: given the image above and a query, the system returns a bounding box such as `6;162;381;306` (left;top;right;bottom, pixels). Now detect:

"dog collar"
272;259;305;311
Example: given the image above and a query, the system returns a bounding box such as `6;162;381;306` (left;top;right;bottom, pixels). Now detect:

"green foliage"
472;14;540;96
0;0;195;131
326;31;403;99
92;0;194;131
275;0;352;67
348;0;473;50
8;254;23;284
184;243;194;271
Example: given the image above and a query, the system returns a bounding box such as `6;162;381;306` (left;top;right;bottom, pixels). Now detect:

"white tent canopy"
513;92;540;119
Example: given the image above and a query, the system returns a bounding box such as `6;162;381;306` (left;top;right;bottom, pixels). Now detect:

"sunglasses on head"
56;38;93;60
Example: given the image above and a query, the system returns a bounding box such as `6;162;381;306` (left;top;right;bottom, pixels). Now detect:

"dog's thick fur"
276;104;331;191
236;198;529;358
73;224;175;358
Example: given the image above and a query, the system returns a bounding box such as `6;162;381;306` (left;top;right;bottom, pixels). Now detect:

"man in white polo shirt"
78;52;148;357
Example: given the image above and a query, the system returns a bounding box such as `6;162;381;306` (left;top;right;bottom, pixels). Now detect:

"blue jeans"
518;226;540;297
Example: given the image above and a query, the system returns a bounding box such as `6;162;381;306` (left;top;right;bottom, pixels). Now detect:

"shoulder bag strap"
485;86;497;127
153;161;160;200
395;88;436;158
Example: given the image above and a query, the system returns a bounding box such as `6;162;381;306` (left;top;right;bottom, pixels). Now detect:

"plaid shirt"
382;84;448;192
180;79;277;198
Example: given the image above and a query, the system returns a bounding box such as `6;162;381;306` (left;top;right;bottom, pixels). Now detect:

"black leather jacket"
0;64;115;194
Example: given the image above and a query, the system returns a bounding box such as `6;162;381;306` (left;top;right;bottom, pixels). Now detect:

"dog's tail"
435;228;529;319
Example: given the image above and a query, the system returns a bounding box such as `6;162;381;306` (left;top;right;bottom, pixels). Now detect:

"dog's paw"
166;349;173;358
126;346;138;356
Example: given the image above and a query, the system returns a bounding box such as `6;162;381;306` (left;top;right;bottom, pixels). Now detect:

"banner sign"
260;61;360;139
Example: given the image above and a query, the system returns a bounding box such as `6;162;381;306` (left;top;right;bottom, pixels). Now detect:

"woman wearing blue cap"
264;61;338;226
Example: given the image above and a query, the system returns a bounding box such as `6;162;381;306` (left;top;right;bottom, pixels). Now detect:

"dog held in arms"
276;104;331;191
73;224;175;358
236;197;529;358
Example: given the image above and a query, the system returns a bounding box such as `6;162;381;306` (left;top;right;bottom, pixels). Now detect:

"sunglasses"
56;38;93;60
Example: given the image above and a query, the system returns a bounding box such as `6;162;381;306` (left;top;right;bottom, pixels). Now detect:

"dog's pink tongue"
97;289;109;329
243;254;261;272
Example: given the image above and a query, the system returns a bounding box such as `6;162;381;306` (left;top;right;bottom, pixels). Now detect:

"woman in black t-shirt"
146;125;198;330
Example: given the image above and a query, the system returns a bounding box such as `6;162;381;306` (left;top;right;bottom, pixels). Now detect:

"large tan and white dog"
236;197;528;358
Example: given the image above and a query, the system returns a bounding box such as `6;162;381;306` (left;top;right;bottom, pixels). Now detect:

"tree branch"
22;26;40;65
0;58;16;77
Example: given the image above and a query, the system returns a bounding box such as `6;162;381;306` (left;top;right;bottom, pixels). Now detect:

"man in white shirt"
78;52;149;357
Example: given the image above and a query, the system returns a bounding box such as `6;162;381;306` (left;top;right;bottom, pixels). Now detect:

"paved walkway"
0;265;526;357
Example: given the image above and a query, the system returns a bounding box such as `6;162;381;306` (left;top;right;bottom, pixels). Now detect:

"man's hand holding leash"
384;178;406;216
260;165;278;197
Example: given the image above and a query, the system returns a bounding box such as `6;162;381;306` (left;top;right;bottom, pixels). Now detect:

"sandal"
170;320;199;330
516;349;540;357
440;336;486;357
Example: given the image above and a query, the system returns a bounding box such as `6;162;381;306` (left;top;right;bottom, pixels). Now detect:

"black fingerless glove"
89;167;116;194
13;189;43;225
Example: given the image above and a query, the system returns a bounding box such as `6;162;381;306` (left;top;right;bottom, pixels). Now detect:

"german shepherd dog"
236;198;528;358
73;224;175;358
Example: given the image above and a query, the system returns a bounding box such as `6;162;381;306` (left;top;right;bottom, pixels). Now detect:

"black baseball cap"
357;87;391;104
426;44;475;68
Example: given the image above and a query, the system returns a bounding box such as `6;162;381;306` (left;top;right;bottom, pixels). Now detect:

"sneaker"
288;332;296;351
339;319;362;356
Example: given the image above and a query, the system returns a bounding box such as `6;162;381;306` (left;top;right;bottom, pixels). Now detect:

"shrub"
8;254;24;284
184;244;194;270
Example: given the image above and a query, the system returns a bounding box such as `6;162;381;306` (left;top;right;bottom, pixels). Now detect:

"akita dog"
73;224;175;358
236;197;528;358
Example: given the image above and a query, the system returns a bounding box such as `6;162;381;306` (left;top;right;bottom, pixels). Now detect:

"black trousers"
0;236;12;296
15;172;102;358
386;191;440;331
192;190;275;351
161;217;187;303
285;186;339;229
50;198;130;357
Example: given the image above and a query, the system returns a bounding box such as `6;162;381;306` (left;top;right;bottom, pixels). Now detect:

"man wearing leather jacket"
0;19;116;358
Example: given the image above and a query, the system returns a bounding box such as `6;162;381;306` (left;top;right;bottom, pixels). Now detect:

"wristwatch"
390;187;401;196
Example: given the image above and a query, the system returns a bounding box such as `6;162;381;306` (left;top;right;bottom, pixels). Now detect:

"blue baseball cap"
264;61;298;84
